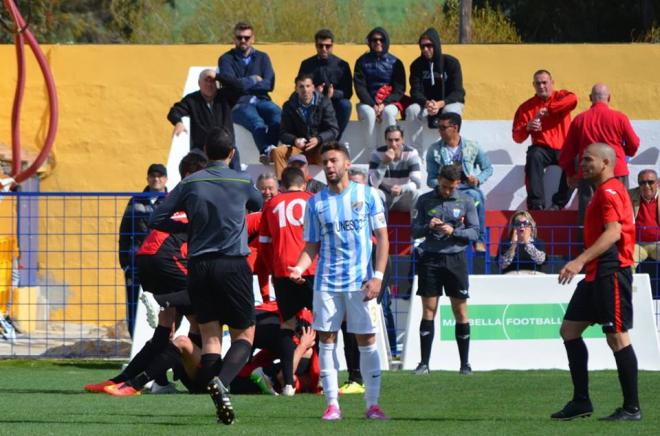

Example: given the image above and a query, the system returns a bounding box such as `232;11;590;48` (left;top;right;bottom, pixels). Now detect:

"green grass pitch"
0;360;658;435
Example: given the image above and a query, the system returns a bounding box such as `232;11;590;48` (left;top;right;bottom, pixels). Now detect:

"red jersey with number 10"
583;178;635;281
259;191;317;278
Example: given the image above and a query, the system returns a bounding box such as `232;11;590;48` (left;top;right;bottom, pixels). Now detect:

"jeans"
232;100;281;155
525;145;571;210
459;186;486;243
357;103;399;149
332;98;352;140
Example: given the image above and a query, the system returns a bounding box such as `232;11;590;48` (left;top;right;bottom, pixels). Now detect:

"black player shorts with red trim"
272;276;314;321
564;267;633;333
137;253;187;295
187;253;255;327
416;251;470;299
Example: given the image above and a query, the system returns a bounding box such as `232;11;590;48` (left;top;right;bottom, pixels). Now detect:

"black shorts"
137;254;187;295
153;290;194;315
564;267;633;333
188;254;255;328
272;276;314;321
416;251;469;299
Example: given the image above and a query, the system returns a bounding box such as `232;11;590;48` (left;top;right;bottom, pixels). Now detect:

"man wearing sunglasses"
354;27;406;149
407;27;465;128
629;169;660;266
217;22;281;165
298;29;353;140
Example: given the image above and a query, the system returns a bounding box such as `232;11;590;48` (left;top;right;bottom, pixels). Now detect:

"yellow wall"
1;43;659;192
0;44;658;327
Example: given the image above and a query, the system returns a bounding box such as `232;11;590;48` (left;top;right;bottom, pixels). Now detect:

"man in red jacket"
559;83;640;224
513;70;577;210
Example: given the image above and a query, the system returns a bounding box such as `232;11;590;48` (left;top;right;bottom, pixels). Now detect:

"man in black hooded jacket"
406;28;465;128
354;27;406;149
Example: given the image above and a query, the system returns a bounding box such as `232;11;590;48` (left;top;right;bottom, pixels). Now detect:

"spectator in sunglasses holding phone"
629;169;660;267
498;210;547;274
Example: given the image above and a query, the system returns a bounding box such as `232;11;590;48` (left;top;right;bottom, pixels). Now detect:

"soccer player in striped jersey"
259;167;316;396
289;142;390;421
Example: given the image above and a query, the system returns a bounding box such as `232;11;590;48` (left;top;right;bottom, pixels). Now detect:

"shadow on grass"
52;361;123;370
0;419;205;426
0;388;85;395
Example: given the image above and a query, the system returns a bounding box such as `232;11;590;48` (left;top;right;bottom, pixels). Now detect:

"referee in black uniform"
411;164;479;375
149;127;262;425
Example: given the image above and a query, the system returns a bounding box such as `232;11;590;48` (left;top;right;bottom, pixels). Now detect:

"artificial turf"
0;359;658;435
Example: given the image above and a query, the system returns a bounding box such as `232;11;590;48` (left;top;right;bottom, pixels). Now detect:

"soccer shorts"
187;254;255;328
416;251;470;299
272;276;314;321
137;253;187;295
564;267;633;333
312;290;378;334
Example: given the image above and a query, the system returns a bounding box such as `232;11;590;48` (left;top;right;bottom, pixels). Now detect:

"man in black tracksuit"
167;69;240;169
149;127;262;425
297;29;353;140
407;27;465;127
411;163;478;376
269;74;339;178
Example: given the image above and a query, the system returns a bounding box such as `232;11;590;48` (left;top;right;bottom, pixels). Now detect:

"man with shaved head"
553;143;641;421
167;68;240;169
559;83;640;224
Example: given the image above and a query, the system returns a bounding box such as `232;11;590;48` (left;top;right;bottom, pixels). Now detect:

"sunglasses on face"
317;43;333;49
370;37;384;43
235;35;251;41
515;220;531;228
420;43;434;49
438;125;454;131
639;180;656;186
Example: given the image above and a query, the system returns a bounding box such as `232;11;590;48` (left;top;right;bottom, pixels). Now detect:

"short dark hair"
533;69;552;79
315;29;334;42
234;21;253;33
320;141;350;159
205;127;234;160
384;124;404;139
281;167;306;189
178;150;208;178
438;112;462;132
439;163;463;182
295;73;314;84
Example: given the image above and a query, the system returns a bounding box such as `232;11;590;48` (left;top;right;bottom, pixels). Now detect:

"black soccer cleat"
550;399;593;421
459;364;472;375
598;407;642;421
208;376;235;425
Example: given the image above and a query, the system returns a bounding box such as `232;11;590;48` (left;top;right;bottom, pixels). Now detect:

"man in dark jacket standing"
217;22;281;164
407;28;465;127
270;74;339;178
354;27;406;149
119;163;167;338
297;29;353;140
167;69;240;169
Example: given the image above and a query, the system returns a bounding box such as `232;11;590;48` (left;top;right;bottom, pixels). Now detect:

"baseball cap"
147;163;167;176
288;154;308;165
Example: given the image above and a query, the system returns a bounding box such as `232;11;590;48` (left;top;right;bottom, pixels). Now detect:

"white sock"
319;342;339;407
359;343;381;408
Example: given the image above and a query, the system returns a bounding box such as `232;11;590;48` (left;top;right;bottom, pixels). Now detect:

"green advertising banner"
439;304;605;340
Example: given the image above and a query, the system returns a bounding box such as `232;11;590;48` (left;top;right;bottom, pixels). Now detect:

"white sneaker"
140;291;161;329
282;384;295;397
150;381;177;394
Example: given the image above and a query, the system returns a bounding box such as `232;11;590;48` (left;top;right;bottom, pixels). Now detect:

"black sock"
218;339;252;387
196;353;221;387
153;373;169;386
142;342;183;387
419;319;434;366
614;345;640;411
151;325;171;350
564;338;589;401
455;322;470;367
126;371;150;389
279;328;296;386
188;332;202;348
115;341;155;382
342;321;362;384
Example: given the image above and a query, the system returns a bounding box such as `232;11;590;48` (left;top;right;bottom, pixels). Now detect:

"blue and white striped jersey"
303;181;387;293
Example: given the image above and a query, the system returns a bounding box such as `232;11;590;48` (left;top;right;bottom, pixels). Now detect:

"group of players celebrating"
85;131;641;424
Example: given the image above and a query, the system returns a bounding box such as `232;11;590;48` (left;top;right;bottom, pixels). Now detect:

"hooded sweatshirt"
354;27;406;106
409;28;465;106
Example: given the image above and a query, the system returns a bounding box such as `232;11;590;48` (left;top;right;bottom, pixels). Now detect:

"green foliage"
0;359;659;434
1;0;518;44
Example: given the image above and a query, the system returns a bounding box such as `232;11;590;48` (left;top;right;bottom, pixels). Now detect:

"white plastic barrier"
402;274;660;371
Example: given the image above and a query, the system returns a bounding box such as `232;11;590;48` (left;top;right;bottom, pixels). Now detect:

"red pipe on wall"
3;0;58;184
